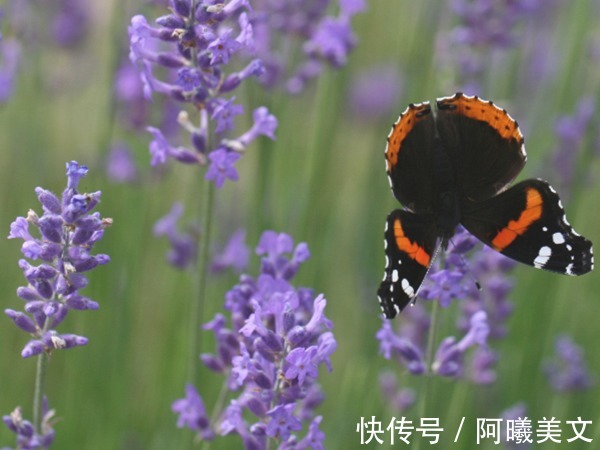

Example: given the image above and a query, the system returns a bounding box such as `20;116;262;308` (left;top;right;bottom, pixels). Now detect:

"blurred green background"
1;0;599;448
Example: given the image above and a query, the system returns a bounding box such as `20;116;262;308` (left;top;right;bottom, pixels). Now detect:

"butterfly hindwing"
462;178;594;275
378;209;438;318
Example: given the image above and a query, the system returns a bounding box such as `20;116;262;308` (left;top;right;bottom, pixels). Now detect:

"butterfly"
378;92;594;319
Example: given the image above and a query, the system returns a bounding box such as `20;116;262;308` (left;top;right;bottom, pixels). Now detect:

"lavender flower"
501;403;531;450
5;161;112;357
173;231;335;449
114;60;150;130
348;65;402;120
379;371;416;413
105;142;139;184
2;400;55;450
376;226;516;395
51;0;89;48
205;147;241;188
211;229;249;273
432;310;489;377
153;202;197;269
251;0;366;93
437;0;542;91
544;335;594;392
172;384;213;440
128;0;278;188
551;97;595;196
0;35;21;103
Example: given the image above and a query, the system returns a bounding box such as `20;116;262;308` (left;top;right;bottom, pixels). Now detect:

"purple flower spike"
177;231;335;447
0;37;21;103
544;334;594;392
3;402;56;450
129;0;277;185
6;162;111;357
251;0;364;93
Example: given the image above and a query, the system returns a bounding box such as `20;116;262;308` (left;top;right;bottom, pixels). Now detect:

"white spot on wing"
534;246;552;268
565;263;574;275
392;269;399;282
552;233;565;244
401;278;415;298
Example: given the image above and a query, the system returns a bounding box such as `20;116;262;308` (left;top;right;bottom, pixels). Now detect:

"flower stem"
188;177;215;384
200;376;230;450
32;351;49;434
33;318;51;434
414;299;440;450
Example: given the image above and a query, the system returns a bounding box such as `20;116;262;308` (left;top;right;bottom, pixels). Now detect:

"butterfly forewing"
436;93;527;202
385;102;437;212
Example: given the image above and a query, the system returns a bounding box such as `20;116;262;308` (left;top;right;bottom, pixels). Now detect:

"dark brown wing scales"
385;102;437;212
436;93;527;202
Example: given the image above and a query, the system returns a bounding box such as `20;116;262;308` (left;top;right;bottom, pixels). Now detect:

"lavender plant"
172;231;336;449
376;228;511;380
0;19;21;103
3;161;111;449
551;97;596;197
437;0;543;92
128;0;278;187
544;335;594;392
347;65;402;121
153;202;198;269
250;0;366;93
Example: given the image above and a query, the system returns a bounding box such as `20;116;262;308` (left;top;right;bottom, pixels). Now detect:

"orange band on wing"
491;188;543;251
386;102;431;168
393;218;431;267
437;93;523;143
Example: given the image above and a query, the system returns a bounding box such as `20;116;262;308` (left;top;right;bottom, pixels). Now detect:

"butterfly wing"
462;179;594;275
436;93;527;202
385;101;437;212
378;209;438;318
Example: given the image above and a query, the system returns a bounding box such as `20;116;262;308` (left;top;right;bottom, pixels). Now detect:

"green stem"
200;375;231;450
33;323;50;434
181;177;214;450
188;177;215;385
414;300;440;450
95;0;127;165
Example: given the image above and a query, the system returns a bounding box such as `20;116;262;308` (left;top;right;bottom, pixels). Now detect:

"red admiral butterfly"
378;93;594;319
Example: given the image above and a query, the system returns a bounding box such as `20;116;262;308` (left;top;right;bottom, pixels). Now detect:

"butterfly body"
378;93;593;319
